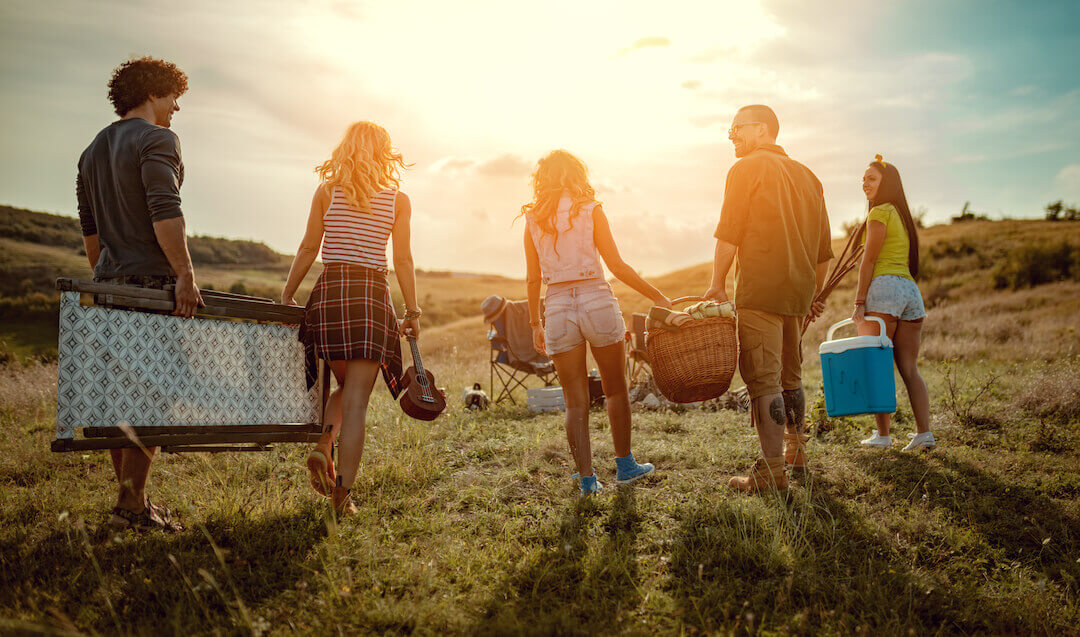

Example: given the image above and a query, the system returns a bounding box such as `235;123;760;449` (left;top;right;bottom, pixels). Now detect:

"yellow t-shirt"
863;203;914;280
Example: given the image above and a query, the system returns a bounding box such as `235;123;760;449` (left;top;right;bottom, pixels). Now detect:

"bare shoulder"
395;190;411;215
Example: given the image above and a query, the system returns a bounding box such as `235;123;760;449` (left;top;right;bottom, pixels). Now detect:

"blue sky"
0;0;1077;275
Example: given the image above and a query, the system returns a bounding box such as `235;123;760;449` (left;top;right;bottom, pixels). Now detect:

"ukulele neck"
406;335;436;403
407;336;426;379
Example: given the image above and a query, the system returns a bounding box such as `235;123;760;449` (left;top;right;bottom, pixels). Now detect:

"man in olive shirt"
76;57;204;530
705;104;833;492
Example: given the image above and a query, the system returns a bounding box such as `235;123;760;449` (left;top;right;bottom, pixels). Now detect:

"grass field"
1;219;1079;634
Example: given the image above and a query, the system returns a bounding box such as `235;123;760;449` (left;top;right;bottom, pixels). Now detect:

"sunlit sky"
2;0;1078;276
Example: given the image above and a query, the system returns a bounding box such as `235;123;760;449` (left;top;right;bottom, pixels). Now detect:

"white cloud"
1055;164;1080;201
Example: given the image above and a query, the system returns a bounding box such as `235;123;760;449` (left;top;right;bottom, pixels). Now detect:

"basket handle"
669;296;708;308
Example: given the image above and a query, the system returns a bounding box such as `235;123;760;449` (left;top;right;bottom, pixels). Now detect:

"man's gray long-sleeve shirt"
76;118;185;278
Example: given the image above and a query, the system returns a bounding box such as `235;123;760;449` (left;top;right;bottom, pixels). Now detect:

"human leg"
729;309;787;492
893;319;934;452
116;446;157;512
551;344;592;480
779;316;811;474
335;359;380;491
859;311;899;438
110;449;123;483
591;340;631;457
592;339;655;483
307;362;345;496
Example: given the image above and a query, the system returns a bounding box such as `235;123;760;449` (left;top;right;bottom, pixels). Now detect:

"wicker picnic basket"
646;296;738;403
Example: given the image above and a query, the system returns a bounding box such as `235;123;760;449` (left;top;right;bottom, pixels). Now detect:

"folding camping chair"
625;312;651;384
488;299;557;404
50;278;329;453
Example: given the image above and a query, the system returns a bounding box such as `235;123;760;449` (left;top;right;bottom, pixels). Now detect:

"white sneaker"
902;431;936;452
859;432;893;448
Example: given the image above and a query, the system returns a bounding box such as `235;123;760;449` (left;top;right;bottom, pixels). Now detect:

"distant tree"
1066;205;1080;222
952;201;988;223
1045;200;1064;221
229;281;249;295
912;205;928;228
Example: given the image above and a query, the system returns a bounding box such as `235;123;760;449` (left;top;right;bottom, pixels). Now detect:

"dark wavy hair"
106;57;188;116
865;159;920;279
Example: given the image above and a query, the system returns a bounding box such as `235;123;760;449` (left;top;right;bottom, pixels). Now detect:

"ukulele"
399;333;447;421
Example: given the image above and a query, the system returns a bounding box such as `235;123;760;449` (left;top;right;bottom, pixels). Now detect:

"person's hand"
173;273;204;318
281;290;297;306
807;299;826;323
532;324;546;355
400;318;421;338
704;286;728;302
851;304;865;325
653;295;672;309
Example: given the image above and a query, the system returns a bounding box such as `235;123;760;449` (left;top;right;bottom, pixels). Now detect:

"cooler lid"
819;334;893;355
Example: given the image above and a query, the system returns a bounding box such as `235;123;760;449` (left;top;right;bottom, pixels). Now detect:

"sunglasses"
728;122;766;137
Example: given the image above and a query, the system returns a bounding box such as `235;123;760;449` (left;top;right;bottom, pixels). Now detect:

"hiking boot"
728;456;787;493
902;431;936;452
784;433;810;477
859;432;892;448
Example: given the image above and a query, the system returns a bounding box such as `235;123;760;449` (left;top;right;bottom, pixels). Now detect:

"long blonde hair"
519;150;598;240
315;121;406;212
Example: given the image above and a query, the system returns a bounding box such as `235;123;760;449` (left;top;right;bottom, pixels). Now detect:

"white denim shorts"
866;275;927;321
544;280;626;355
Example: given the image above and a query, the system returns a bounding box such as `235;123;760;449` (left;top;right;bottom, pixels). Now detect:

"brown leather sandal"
306;449;333;498
107;499;183;533
332;477;358;516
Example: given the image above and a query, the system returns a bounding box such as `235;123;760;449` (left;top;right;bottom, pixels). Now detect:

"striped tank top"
321;186;396;272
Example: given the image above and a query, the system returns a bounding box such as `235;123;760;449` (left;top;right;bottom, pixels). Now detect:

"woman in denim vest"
520;150;673;496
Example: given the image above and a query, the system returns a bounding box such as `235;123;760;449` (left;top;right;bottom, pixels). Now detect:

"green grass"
0;321;58;362
1;328;1077;634
2;217;1079;633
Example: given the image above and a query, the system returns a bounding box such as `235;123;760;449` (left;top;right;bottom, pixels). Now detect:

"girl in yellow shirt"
851;156;934;451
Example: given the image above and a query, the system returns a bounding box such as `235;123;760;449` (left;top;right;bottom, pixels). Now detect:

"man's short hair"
107;57;188;116
738;104;779;139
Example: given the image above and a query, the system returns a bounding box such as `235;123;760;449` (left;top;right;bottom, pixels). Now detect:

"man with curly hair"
76;56;204;532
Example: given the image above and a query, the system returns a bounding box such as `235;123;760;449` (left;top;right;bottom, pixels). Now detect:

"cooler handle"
826;317;892;348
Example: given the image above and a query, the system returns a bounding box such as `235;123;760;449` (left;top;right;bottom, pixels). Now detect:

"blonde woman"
521;150;672;496
282;121;420;515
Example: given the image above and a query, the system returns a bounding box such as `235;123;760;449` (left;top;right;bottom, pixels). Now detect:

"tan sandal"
332;478;358;516
306;450;332;498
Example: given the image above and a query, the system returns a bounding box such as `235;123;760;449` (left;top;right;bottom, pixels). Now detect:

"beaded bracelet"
853;299;866;307
403;307;422;320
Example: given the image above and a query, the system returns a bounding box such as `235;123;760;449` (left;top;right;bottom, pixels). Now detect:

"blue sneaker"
615;454;655;485
578;474;604;497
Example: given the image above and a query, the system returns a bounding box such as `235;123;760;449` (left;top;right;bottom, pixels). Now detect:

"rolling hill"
3;204;1080;364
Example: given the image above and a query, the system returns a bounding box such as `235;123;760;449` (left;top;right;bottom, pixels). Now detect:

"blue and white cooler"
819;317;896;417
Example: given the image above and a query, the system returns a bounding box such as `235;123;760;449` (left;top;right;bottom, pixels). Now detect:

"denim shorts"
866;275;927;321
544;280;626;355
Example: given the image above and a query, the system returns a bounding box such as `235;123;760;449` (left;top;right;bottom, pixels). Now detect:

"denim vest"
527;194;605;285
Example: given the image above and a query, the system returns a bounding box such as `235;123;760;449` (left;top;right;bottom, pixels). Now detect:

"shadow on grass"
852;451;1080;588
474;486;642;634
0;502;328;633
665;474;1073;634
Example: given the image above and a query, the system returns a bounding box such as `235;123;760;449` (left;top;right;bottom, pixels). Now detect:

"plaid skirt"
298;263;403;397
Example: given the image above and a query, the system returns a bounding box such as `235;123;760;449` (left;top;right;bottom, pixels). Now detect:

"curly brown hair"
106;57;188;116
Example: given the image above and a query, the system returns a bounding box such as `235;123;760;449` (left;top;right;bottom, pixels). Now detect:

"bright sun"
296;0;783;155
